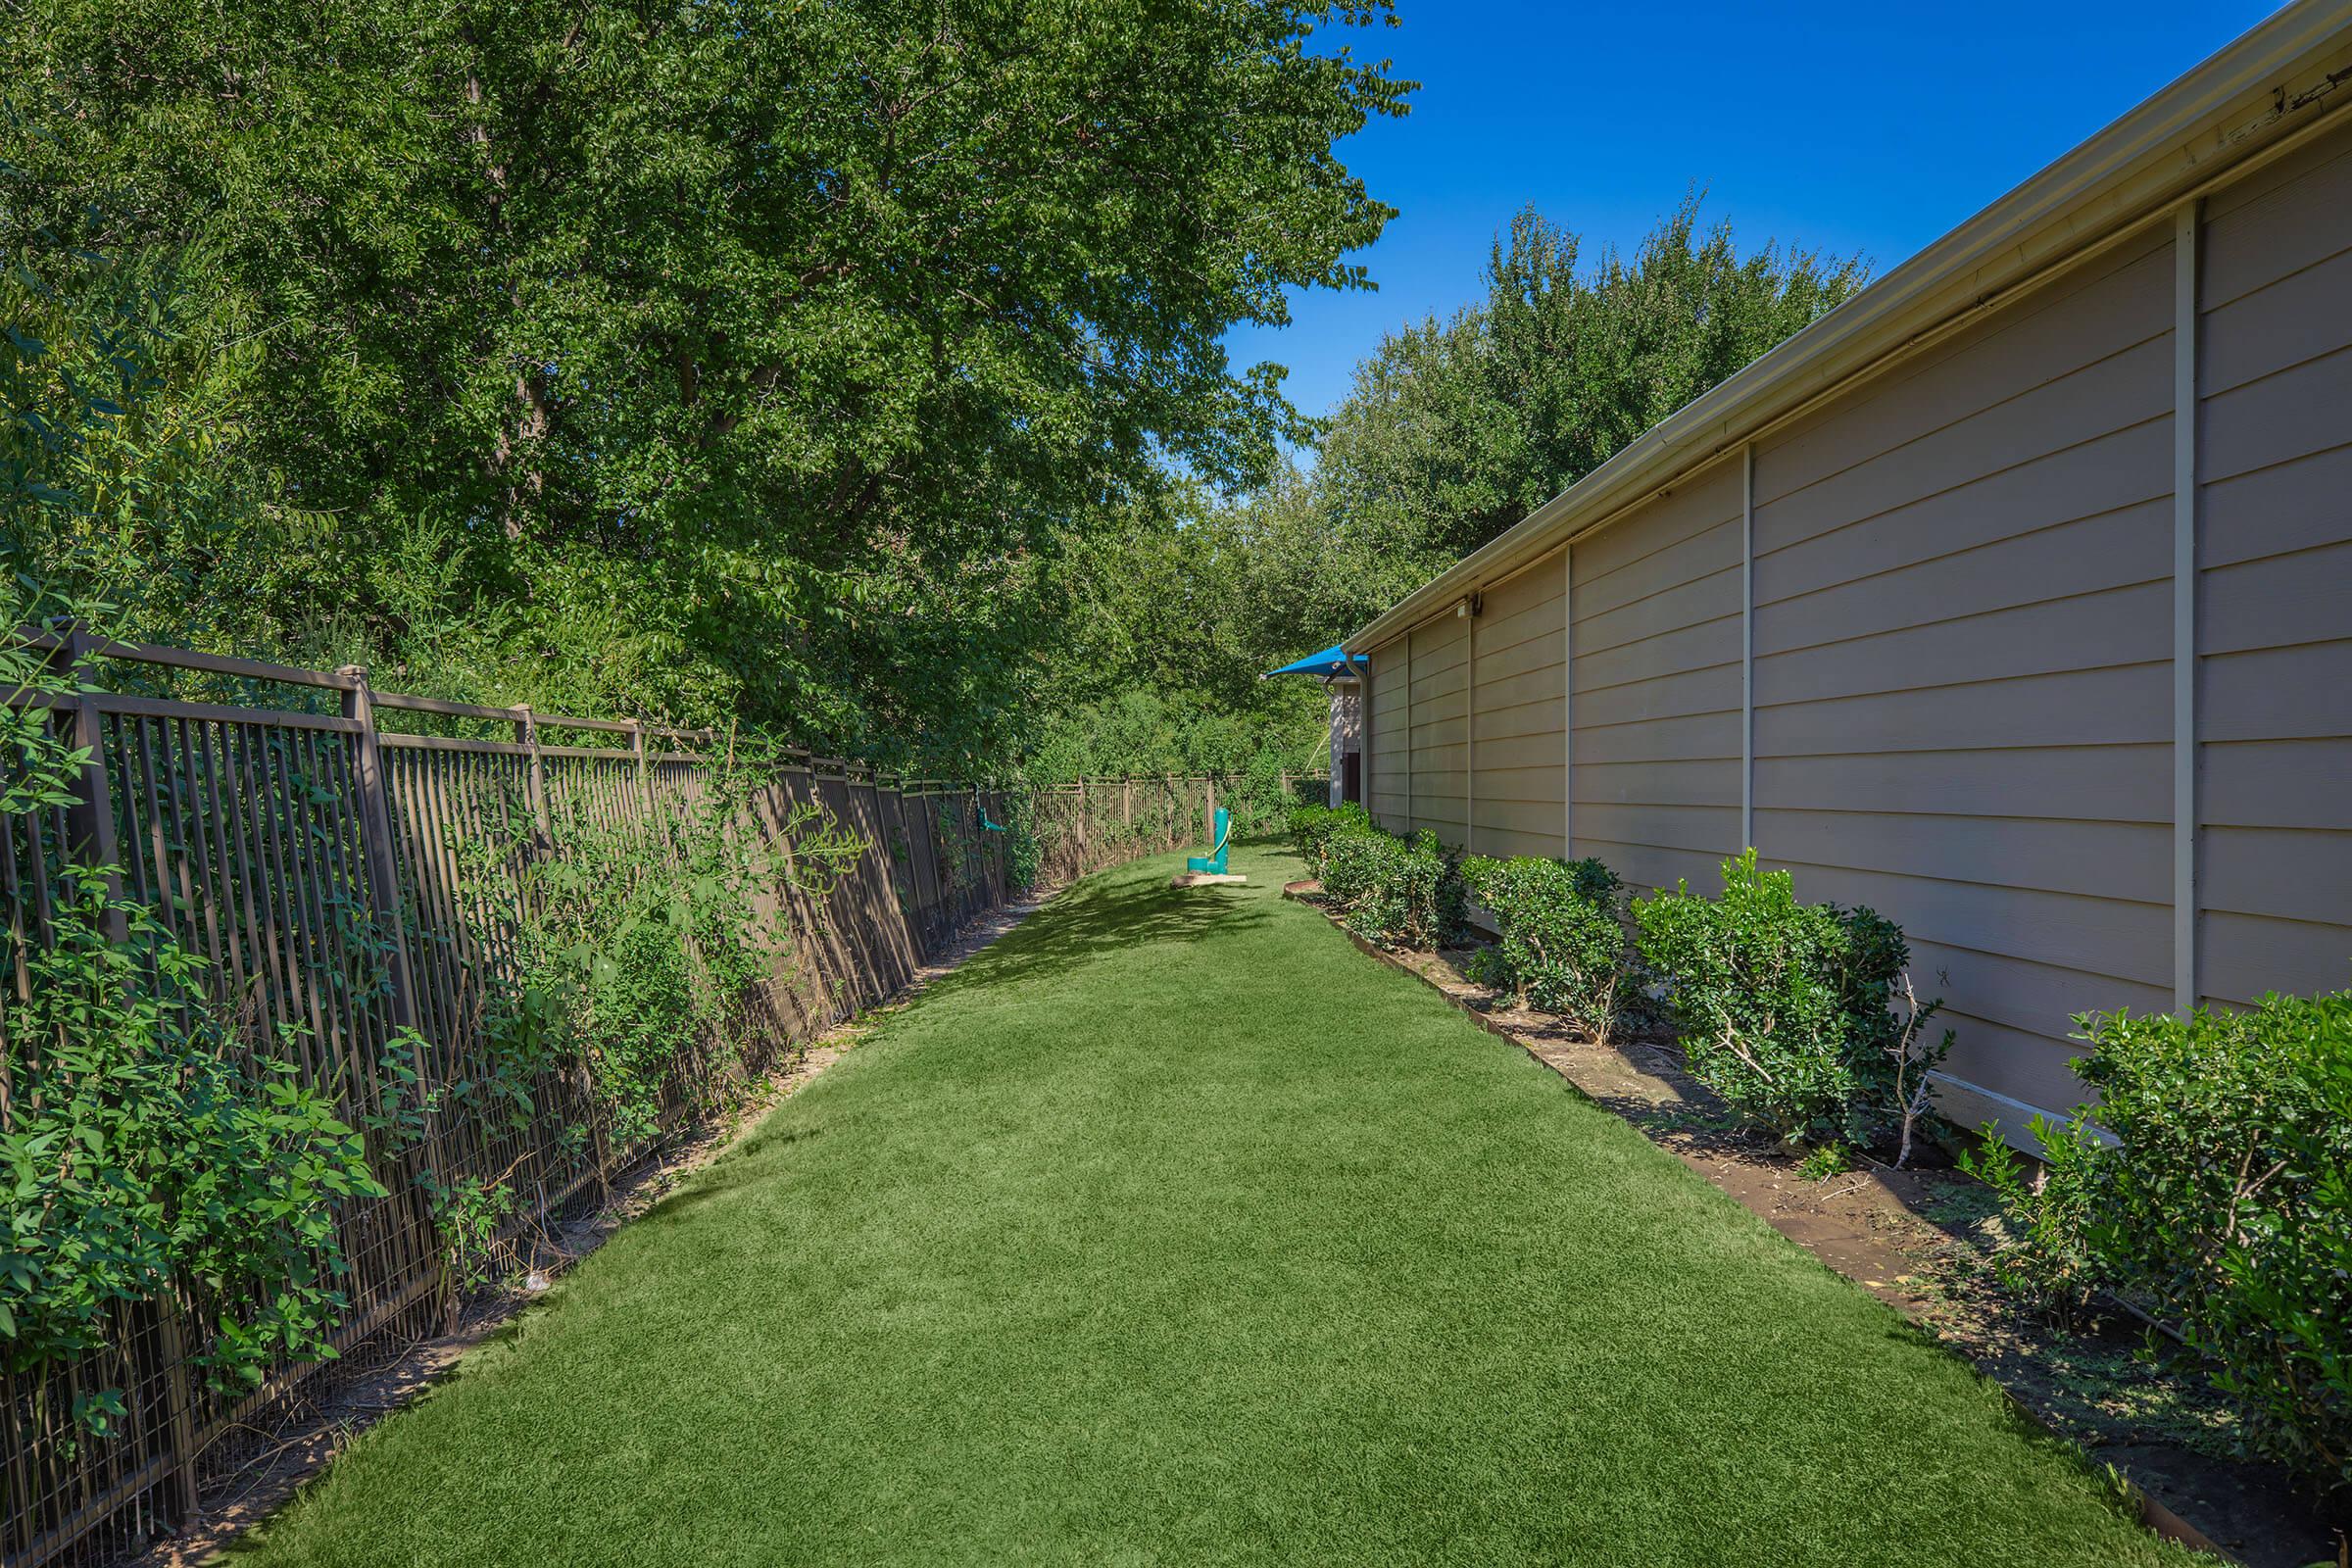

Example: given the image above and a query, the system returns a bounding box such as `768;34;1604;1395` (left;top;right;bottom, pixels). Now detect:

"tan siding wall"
1466;557;1567;858
1408;615;1468;836
1348;121;2352;1138
2195;123;2352;1007
1365;639;1410;833
1569;459;1744;893
1747;222;2177;1120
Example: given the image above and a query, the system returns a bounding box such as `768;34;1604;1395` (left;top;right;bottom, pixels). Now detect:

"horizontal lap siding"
1570;460;1743;893
1366;638;1411;834
1409;616;1468;837
1750;223;2176;1124
1346;122;2350;1143
1468;558;1567;858
2195;122;2352;1007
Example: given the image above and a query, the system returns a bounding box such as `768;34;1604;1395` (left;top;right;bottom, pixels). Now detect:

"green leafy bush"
429;1175;523;1296
465;751;862;1153
1966;994;2352;1493
1632;850;1944;1151
1321;827;1463;950
1462;856;1636;1043
1315;825;1385;904
0;870;384;1414
1287;800;1372;872
1220;747;1297;838
0;586;387;1427
994;793;1045;891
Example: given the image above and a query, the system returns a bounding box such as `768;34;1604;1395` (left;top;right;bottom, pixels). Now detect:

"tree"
1023;482;1333;779
1317;194;1868;571
5;0;1409;764
1013;195;1868;782
0;203;297;655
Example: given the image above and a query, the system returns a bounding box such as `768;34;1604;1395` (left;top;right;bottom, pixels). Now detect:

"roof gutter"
1345;0;2352;654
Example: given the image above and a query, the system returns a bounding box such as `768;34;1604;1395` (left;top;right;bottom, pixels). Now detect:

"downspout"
1465;601;1476;856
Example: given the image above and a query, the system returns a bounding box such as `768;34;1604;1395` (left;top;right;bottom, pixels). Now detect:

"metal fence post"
338;669;423;1046
516;704;553;846
338;667;455;1321
47;625;126;943
50;626;201;1520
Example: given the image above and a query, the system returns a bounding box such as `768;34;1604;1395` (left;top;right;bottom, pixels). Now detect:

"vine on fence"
2;875;384;1428
431;747;867;1283
0;604;381;1434
995;792;1043;891
932;799;979;900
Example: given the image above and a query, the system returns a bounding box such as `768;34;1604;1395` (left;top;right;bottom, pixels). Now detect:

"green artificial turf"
235;846;2185;1566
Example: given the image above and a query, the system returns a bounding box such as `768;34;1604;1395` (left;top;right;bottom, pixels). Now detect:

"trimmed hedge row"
1295;821;1951;1161
1303;808;1465;950
1287;807;2350;1496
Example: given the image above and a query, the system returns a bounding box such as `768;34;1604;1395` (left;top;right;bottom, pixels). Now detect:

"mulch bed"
1283;879;2345;1568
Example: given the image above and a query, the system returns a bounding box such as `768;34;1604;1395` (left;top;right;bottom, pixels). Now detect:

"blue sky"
1227;1;2287;426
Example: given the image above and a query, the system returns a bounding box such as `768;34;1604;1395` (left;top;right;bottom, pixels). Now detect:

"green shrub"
0;869;385;1418
1317;825;1391;907
1462;855;1635;1043
1632;849;1943;1151
463;751;862;1152
0;591;387;1428
1287;800;1372;872
995;792;1045;890
1966;993;2352;1494
1322;827;1463;950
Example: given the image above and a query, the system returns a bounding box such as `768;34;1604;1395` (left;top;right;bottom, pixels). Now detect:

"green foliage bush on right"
1632;850;1939;1151
1965;993;2352;1494
1317;824;1463;951
1286;801;1372;871
1462;856;1635;1043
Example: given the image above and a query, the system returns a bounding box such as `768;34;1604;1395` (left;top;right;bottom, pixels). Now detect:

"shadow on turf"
915;864;1273;998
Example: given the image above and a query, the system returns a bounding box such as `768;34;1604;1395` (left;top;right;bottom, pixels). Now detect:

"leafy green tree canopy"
6;0;1409;765
1308;194;1868;620
1017;196;1865;781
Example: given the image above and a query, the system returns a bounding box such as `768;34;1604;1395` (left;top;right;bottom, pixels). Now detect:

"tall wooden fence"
0;629;1316;1567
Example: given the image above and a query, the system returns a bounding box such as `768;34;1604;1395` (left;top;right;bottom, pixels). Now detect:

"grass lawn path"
236;847;2185;1566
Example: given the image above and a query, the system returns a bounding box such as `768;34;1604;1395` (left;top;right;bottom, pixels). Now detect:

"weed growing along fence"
0;625;1302;1568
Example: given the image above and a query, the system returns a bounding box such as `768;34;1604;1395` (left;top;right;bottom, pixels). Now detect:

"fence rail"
1;629;1323;1567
